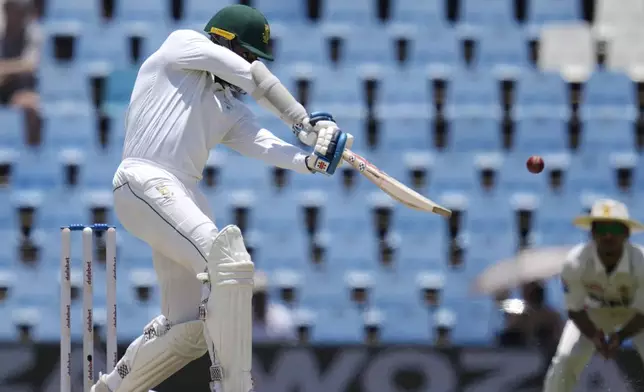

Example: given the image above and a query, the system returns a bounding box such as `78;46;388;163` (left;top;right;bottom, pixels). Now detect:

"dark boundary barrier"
0;343;642;391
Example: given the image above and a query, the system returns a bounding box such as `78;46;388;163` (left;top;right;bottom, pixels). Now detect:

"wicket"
60;224;117;392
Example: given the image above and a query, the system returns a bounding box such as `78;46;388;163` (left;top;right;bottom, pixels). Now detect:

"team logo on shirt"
584;283;604;294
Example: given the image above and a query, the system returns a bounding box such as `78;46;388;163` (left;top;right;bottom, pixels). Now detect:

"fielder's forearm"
0;58;35;77
568;310;599;339
617;313;644;342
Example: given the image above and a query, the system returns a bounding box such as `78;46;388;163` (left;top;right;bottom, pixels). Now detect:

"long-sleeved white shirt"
122;29;310;180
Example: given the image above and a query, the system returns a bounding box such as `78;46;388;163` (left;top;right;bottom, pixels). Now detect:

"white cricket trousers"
112;158;219;324
543;309;644;392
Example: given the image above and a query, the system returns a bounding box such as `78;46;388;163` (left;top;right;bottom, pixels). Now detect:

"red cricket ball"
526;155;544;174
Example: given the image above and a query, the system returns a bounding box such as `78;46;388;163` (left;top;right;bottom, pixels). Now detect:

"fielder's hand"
592;330;610;359
303;112;353;175
605;332;623;359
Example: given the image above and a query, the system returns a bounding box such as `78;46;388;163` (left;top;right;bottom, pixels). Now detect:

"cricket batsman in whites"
543;199;644;391
92;4;351;392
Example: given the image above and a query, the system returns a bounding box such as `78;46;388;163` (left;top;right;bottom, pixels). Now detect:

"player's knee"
144;315;206;359
201;225;254;284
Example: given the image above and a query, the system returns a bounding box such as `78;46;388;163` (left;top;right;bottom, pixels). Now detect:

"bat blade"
342;149;451;218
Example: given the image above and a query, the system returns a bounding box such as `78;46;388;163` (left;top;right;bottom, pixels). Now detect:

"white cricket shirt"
561;242;644;315
121;29;310;180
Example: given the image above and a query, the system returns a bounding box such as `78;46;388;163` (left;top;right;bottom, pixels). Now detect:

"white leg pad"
94;315;206;392
197;225;254;392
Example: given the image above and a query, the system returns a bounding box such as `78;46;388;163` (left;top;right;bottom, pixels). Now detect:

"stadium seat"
114;0;170;23
580;118;635;154
514;71;569;118
539;23;594;82
102;68;139;115
513;117;568;154
594;0;644;38
526;0;580;30
475;26;530;72
445;69;501;116
447;116;502;153
607;28;644;74
376;69;432;111
497;154;548;194
43;105;97;150
580;71;637;120
460;0;515;27
321;0;376;24
307;68;366;111
39;65;92;106
377;113;433;153
410;26;459;69
0;108;25;150
45;0;101;24
255;0;306;22
431;153;478;194
341;26;396;67
390;0;446;25
270;25;328;66
77;25;130;69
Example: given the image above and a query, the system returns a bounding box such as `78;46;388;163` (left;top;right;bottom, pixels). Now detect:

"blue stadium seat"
377;113;433;153
514;71;568;118
533;194;583;246
307;68;365;111
449;299;496;343
431;153;478;193
447;116;502;153
45;0;101;23
513;117;568;153
103;68;138;115
342;27;395;66
183;0;234;24
376;69;432;110
475;26;530;72
309;308;363;342
527;0;580;28
0;108;24;150
464;195;514;236
77;25;129;69
271;25;328;65
255;0;306;22
12;151;59;190
581;71;636;119
567;154;613;193
445;70;501;116
43;106;97;150
114;0;170;23
497;154;548;194
321;0;376;24
391;0;446;25
81;152;121;188
39;65;92;105
380;307;432;342
410;26;459;68
461;0;515;27
580;118;634;153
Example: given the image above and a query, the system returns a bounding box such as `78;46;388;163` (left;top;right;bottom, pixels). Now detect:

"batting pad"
103;316;206;392
198;225;255;392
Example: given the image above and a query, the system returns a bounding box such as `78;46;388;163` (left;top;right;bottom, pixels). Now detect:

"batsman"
92;4;351;392
543;199;644;391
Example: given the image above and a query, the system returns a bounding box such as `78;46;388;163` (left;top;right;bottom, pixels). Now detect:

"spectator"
252;271;296;342
0;0;41;145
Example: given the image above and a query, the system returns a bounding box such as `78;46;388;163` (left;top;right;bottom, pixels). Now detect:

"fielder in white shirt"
543;199;644;392
93;4;351;392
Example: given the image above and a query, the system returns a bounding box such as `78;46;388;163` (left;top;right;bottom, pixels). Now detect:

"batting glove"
292;112;338;147
304;113;353;175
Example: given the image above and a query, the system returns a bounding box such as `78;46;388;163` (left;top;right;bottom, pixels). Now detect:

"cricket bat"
342;149;452;218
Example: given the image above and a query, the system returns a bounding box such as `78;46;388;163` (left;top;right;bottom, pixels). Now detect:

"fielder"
543;199;644;391
92;4;350;392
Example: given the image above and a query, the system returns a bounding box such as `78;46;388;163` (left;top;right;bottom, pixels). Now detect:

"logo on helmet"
262;24;270;44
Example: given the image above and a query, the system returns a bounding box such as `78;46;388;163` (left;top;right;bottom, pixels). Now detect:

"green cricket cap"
204;4;273;61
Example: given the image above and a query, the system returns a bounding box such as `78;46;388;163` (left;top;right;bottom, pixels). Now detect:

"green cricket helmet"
204;4;273;61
